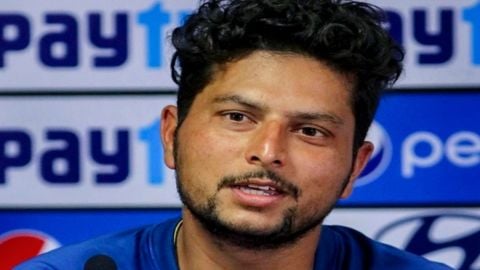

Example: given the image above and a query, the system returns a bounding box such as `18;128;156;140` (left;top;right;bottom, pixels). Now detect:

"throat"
177;212;321;270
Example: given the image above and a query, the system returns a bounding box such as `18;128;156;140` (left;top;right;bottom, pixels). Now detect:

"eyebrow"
286;111;344;125
212;94;344;125
213;94;266;111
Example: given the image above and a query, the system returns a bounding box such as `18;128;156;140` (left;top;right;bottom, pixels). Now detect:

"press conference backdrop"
0;0;479;269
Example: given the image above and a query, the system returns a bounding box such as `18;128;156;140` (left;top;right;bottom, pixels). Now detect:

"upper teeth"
240;185;277;196
247;184;275;191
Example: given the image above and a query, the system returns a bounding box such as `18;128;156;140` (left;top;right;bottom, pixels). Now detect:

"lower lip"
230;186;285;208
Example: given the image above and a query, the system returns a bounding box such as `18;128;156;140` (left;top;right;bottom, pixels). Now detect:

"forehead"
198;51;354;114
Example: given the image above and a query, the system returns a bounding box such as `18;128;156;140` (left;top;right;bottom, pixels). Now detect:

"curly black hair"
171;0;403;150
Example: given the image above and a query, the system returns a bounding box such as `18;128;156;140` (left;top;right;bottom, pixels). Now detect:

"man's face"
161;51;372;248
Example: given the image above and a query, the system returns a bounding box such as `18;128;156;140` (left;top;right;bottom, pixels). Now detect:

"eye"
299;127;324;137
294;125;332;140
227;112;247;122
219;111;256;131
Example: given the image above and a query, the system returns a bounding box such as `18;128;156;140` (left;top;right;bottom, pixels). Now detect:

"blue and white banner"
1;0;480;91
0;95;180;207
0;208;477;270
368;0;480;88
325;208;480;270
0;0;196;91
344;91;480;205
1;92;478;207
0;209;180;269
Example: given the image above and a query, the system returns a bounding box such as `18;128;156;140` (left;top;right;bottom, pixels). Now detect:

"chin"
218;209;287;233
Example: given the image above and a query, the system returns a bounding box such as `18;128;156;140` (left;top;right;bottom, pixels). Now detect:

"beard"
173;133;351;250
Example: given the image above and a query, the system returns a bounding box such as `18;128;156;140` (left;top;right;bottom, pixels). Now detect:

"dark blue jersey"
16;217;452;270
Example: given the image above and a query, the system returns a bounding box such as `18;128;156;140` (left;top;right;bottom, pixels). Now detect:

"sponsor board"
0;0;196;91
0;209;180;268
0;95;181;207
366;0;480;88
1;0;480;90
343;91;480;205
325;208;480;270
0;208;477;269
0;230;59;270
1;92;478;207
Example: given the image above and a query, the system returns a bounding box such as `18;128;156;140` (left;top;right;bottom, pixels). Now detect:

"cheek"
294;151;353;192
178;127;243;182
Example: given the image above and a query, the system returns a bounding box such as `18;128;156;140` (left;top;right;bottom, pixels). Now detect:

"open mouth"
227;178;290;207
236;184;281;196
229;178;287;197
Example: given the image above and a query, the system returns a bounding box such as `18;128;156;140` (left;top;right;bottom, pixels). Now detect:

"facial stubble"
172;131;353;250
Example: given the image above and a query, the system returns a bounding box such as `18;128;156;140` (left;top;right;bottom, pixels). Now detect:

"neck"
176;210;322;270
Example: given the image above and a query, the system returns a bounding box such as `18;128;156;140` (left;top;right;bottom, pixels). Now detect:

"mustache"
218;170;300;200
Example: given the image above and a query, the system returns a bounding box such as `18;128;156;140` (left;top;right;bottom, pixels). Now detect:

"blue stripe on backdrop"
342;91;480;206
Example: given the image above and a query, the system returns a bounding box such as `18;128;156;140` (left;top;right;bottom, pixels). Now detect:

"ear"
340;141;373;199
160;105;178;169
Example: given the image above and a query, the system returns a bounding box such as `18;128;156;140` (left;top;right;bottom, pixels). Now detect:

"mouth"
226;178;289;208
218;171;299;208
234;183;283;196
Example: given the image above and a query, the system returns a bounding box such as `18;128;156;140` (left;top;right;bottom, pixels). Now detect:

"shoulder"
317;225;453;270
15;217;181;270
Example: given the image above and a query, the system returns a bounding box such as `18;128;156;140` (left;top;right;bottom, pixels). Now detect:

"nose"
245;121;287;168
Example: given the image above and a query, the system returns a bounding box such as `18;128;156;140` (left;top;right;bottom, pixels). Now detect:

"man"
17;0;452;269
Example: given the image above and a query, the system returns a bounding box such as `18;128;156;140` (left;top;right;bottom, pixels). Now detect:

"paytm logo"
356;121;392;187
2;0;480;68
382;1;480;65
0;2;190;69
0;118;164;186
